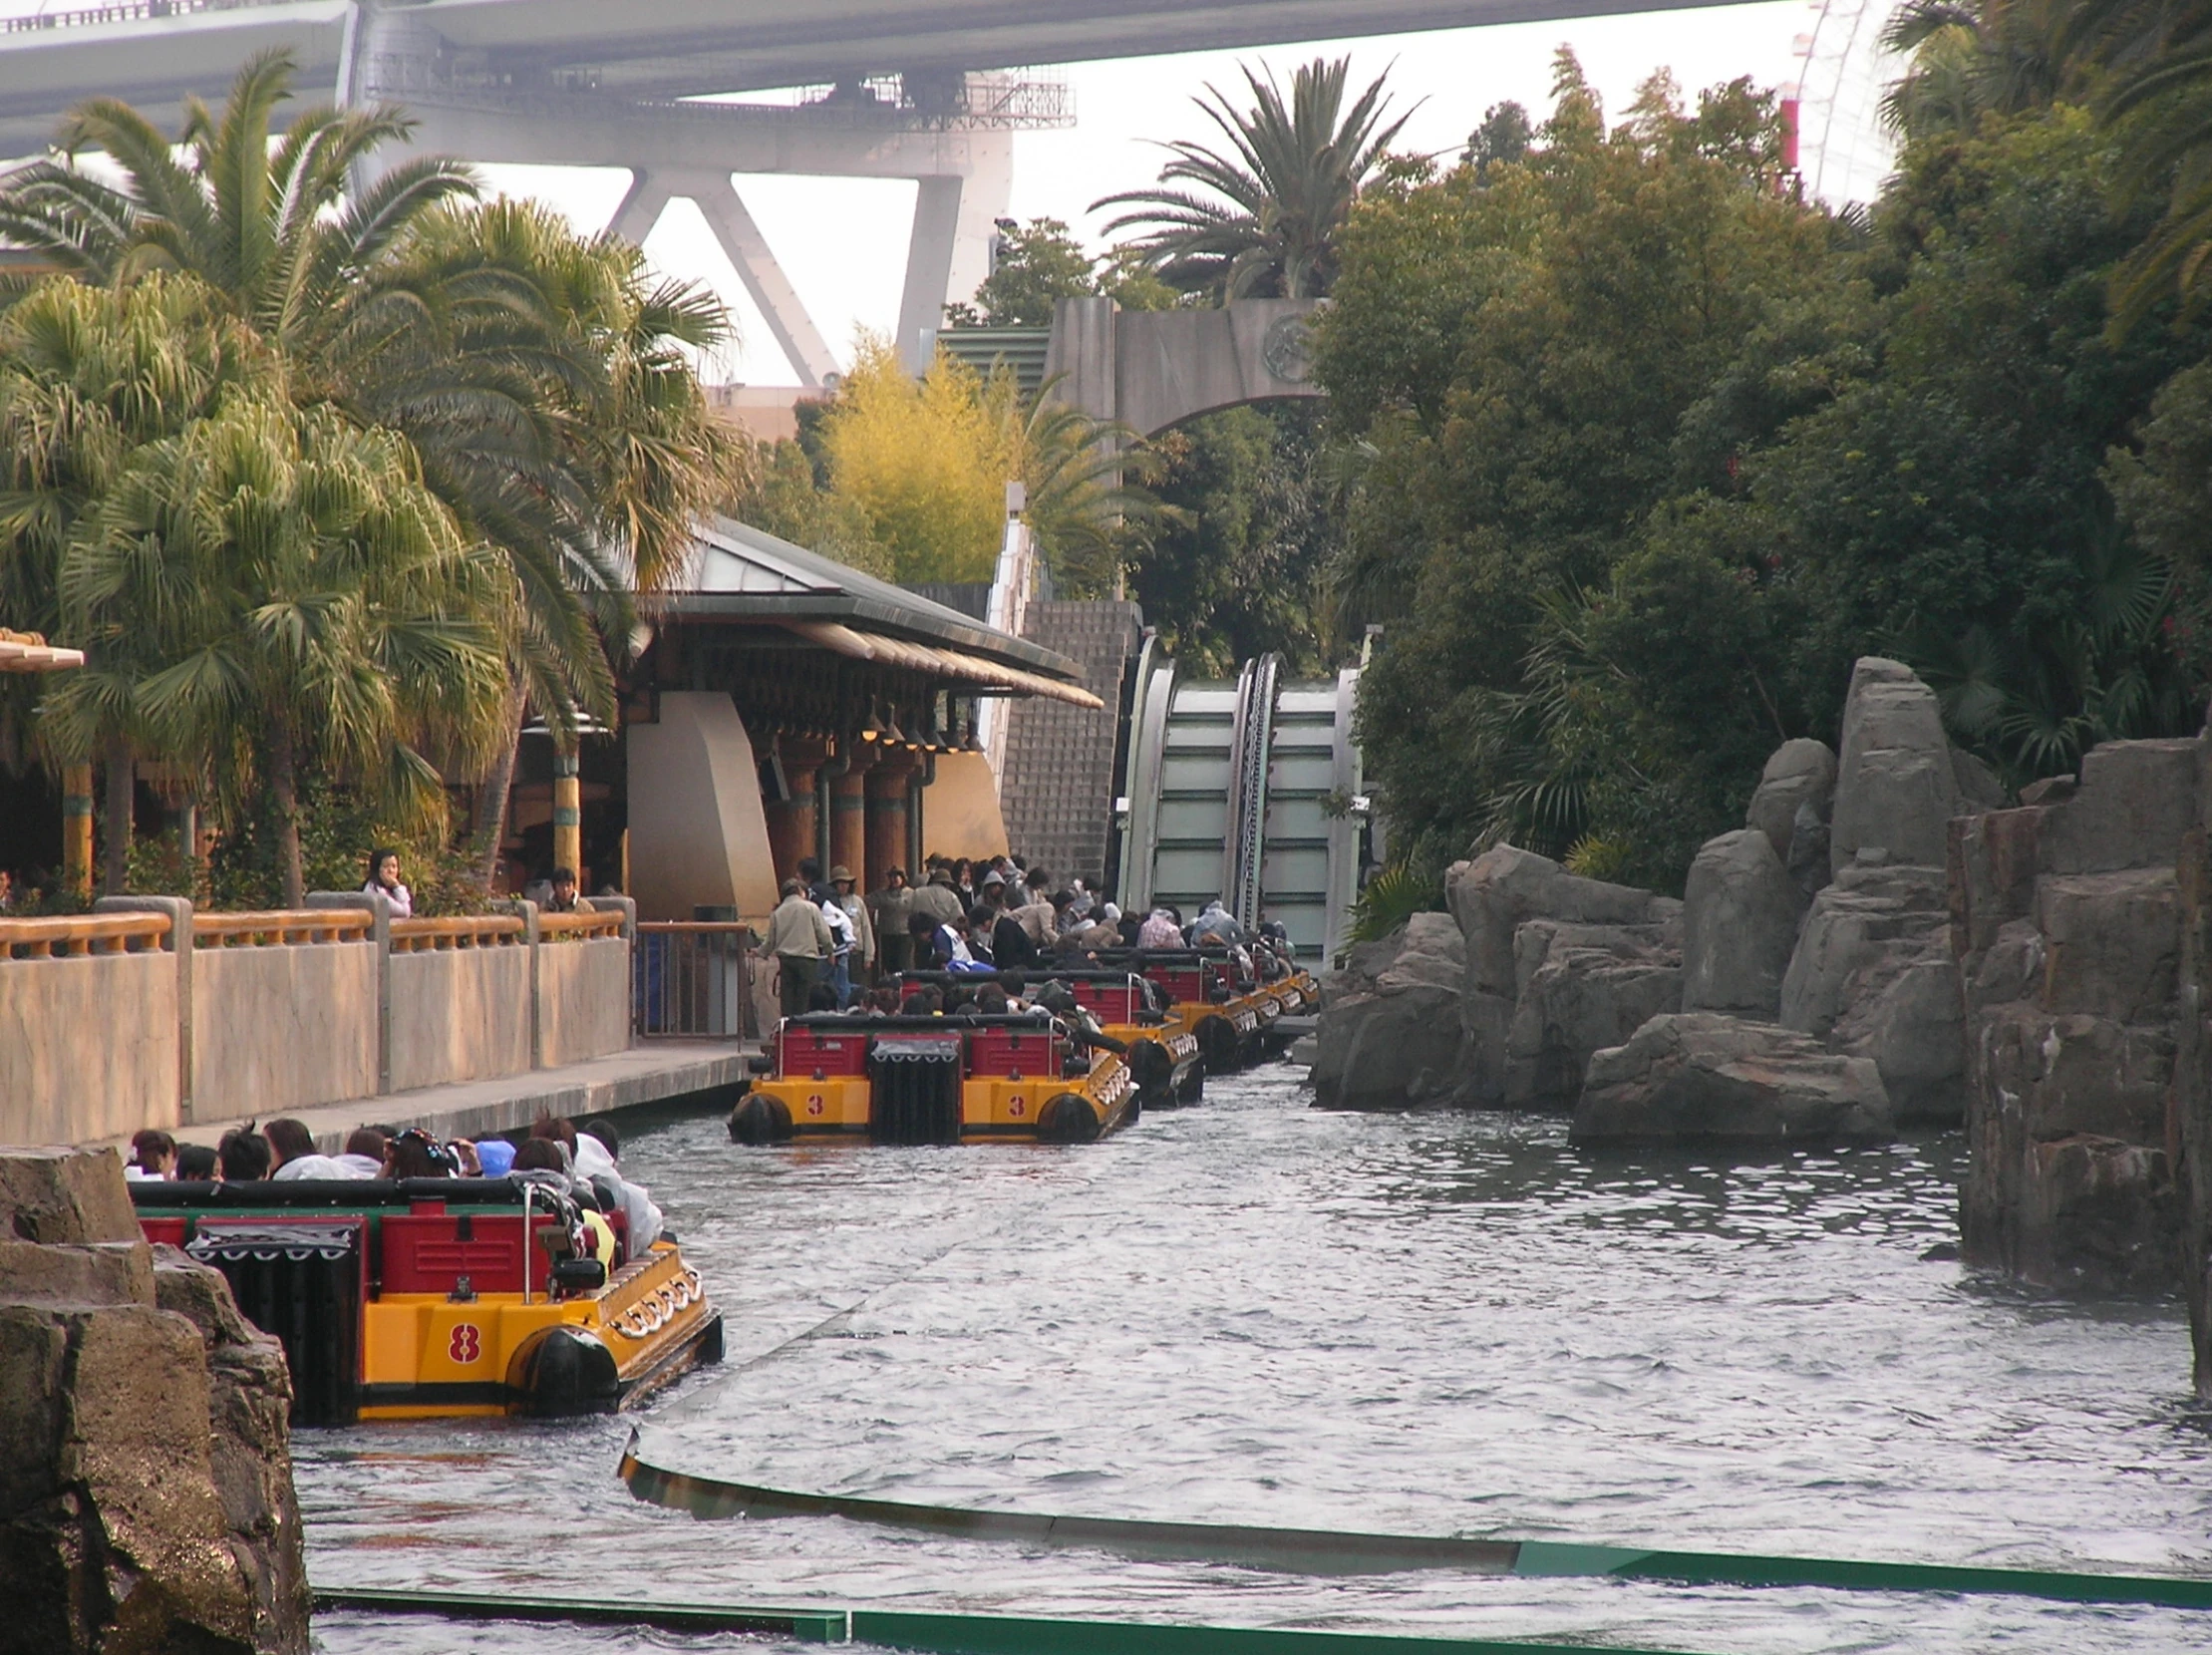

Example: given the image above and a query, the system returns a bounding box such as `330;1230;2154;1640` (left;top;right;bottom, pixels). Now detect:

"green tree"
0;275;253;888
48;397;507;905
1096;57;1412;300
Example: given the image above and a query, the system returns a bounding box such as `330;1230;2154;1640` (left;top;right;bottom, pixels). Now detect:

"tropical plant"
45;396;508;905
0;274;254;887
1094;57;1412;300
1878;0;2079;139
1345;858;1444;946
992;372;1161;598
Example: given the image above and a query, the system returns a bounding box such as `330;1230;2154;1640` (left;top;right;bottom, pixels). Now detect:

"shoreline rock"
1572;1012;1896;1148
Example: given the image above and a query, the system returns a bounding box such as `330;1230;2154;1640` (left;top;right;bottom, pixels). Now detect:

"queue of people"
758;846;1300;1015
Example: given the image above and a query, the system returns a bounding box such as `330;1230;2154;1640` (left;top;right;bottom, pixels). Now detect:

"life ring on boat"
1195;1014;1242;1076
729;1092;795;1145
1035;1092;1103;1144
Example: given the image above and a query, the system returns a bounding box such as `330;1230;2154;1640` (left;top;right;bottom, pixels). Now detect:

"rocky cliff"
0;1148;309;1655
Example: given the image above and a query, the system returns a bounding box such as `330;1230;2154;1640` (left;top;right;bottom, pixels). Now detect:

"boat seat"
782;1024;871;1078
967;1025;1062;1079
139;1216;189;1248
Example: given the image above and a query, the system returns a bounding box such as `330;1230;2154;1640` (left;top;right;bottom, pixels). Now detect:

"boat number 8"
449;1324;481;1364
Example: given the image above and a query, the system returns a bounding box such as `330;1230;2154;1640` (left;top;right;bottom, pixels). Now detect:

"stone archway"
1040;296;1323;436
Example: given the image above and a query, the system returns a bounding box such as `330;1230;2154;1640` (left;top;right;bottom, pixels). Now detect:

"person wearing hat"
910;864;967;929
828;864;874;1003
869;866;915;978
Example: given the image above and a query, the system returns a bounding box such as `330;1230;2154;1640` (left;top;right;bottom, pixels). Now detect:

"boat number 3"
807;1095;825;1116
448;1324;482;1364
1009;1097;1025;1117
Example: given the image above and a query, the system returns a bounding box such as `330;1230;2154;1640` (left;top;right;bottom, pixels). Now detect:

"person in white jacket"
576;1118;663;1250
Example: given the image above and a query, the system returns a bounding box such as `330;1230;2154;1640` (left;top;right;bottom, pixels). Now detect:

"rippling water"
305;1066;2212;1654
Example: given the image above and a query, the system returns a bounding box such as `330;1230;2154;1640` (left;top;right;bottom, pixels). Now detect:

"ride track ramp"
1116;645;1363;961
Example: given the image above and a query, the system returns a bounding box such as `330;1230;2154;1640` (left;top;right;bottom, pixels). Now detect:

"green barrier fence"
312;1589;1713;1654
618;1436;2212;1613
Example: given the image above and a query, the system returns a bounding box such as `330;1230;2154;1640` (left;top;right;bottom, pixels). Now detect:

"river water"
306;1064;2212;1654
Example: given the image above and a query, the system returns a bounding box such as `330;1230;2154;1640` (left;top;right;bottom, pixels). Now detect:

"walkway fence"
0;893;638;1146
634;922;763;1041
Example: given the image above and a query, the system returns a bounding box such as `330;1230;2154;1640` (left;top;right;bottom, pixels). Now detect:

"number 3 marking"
449;1323;481;1364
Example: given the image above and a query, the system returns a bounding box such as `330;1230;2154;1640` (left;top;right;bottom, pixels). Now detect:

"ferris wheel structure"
1791;0;1906;202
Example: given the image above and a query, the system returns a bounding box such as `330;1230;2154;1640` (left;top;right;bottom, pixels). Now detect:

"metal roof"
646;516;1080;681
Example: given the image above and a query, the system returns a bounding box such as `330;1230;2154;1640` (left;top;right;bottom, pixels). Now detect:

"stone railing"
0;894;636;1145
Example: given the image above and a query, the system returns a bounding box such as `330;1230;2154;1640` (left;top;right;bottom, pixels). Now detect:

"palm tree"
1877;0;2080;140
1093;57;1412;300
0;53;743;883
0;275;252;887
49;395;508;905
989;372;1163;598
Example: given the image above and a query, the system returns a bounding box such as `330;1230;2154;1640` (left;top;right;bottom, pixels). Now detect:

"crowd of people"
125;1112;665;1261
760;849;1299;1021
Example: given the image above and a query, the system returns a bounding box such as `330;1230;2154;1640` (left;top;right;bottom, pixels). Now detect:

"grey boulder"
1682;828;1802;1019
1746;738;1836;860
1830;657;1961;876
1573;1012;1896;1147
1503;920;1683;1109
1310;911;1467;1110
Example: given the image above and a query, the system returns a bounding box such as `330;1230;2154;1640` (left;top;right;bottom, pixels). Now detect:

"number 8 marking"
449;1323;481;1364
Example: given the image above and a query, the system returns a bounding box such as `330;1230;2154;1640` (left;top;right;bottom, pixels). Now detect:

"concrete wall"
388;944;533;1094
190;942;379;1120
538;935;631;1069
0;952;178;1145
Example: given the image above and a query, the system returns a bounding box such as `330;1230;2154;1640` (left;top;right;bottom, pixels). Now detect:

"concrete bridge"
0;0;1760;381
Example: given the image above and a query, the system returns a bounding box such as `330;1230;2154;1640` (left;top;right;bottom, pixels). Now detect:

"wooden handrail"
637;921;759;934
538;910;624;940
0;912;170;959
194;909;374;946
390;915;526;953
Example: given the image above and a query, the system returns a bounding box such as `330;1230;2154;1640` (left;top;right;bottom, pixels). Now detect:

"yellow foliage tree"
818;333;1014;583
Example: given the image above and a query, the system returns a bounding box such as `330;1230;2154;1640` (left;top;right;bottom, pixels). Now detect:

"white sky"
2;0;1899;384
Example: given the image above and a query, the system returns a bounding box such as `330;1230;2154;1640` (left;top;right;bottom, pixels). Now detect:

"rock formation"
0;1148;309;1655
1572;1013;1895;1147
1309;911;1468;1110
1682;828;1802;1020
1746;738;1837;895
1830;657;1966;875
1954;739;2198;1294
1445;845;1682;1109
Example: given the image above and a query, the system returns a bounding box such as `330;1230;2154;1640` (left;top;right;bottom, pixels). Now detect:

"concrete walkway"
106;1040;755;1155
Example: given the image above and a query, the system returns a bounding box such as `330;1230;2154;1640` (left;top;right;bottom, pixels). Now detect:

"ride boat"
894;967;1204;1108
1092;946;1319;1076
130;1175;724;1424
729;1010;1138;1146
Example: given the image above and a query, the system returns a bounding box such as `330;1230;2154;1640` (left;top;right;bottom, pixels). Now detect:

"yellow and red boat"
1095;947;1319;1077
729;1009;1138;1146
893;967;1204;1108
131;1176;722;1424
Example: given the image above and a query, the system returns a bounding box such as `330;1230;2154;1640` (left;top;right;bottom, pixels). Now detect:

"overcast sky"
474;0;1895;385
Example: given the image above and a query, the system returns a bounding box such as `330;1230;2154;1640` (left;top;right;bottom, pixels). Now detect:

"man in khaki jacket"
764;876;832;1018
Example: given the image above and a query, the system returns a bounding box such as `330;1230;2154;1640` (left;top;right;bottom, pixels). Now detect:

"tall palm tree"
1877;0;2081;140
0;53;743;883
49;395;508;905
0;274;253;887
1093;57;1411;300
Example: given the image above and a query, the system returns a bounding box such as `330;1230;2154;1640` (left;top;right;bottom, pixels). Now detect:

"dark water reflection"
305;1067;2211;1654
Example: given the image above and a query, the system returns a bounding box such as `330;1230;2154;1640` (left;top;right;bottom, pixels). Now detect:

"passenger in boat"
474;1137;516;1176
1138;904;1183;949
216;1128;272;1182
765;877;834;1019
1011;869;1056;944
578;1117;664;1250
864;986;901;1016
991;898;1041;968
899;985;944;1016
333;1128;388;1178
1075;902;1123;952
127;1130;175;1180
175;1144;218;1180
511;1139;615;1268
1191;899;1246;947
972;982;1013;1016
868;866;914;978
265;1117;355;1181
362;847;413;919
383;1129;455;1179
964;904;999;964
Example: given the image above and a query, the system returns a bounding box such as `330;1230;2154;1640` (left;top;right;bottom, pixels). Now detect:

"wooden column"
831;744;873;889
551;752;582;878
62;763;93;900
766;735;826;883
865;746;916;882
